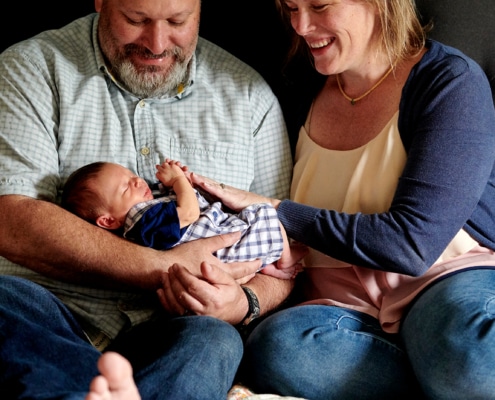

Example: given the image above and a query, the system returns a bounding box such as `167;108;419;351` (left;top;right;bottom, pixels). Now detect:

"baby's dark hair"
61;162;108;224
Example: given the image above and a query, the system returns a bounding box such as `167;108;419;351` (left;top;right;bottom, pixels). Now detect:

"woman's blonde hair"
275;0;428;67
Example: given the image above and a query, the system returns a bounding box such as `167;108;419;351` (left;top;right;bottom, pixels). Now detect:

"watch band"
241;286;260;325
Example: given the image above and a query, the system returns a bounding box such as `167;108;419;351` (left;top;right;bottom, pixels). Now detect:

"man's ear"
96;215;119;230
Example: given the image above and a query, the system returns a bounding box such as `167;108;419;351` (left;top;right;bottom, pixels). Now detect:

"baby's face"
96;163;154;224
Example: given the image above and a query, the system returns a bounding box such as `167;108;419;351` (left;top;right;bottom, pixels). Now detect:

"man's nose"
140;22;171;55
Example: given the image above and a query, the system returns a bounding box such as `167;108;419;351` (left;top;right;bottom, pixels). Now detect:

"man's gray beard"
116;60;188;98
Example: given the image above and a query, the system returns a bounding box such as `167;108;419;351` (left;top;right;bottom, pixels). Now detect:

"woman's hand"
190;173;281;212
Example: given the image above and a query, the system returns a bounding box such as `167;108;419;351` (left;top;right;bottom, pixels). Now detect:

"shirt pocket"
167;137;254;190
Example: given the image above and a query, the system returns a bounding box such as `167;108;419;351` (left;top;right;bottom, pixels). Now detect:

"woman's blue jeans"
0;275;243;400
241;268;495;399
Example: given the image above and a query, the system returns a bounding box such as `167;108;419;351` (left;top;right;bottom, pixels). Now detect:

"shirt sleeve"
0;46;61;200
126;202;186;250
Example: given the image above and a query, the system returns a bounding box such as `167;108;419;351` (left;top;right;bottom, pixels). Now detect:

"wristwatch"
240;286;260;325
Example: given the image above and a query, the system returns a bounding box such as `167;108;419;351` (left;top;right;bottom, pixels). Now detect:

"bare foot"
265;235;307;279
85;352;141;400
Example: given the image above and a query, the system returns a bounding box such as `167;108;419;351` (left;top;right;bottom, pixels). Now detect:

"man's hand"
157;258;294;324
157;261;256;324
168;232;261;280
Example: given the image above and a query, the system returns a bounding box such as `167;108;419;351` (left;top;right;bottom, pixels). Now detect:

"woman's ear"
96;215;119;230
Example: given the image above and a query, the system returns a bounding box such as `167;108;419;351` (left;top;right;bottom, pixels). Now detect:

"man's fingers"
157;270;187;315
168;264;210;312
157;267;201;316
206;231;242;251
226;259;261;281
199;261;233;285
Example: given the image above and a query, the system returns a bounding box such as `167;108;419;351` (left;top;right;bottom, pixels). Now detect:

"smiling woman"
225;0;495;399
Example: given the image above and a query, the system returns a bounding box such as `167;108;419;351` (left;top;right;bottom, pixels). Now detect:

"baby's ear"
96;215;119;230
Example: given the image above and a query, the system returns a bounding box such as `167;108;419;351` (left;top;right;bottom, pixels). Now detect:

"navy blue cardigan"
278;40;495;276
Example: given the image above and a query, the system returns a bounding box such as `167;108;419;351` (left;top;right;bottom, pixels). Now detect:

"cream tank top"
292;111;495;333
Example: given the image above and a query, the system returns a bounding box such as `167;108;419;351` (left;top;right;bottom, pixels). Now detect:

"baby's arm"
156;161;200;228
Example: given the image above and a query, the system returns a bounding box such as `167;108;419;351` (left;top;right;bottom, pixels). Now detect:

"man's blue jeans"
241;268;495;399
0;275;243;399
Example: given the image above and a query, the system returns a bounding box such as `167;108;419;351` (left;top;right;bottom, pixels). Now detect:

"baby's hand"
165;159;189;172
156;161;187;186
159;159;193;185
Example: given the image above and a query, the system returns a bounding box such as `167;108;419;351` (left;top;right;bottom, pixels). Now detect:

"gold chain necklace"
336;65;394;105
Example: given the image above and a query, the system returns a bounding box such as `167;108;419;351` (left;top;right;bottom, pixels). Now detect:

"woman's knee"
243;305;419;399
241;306;322;394
245;306;320;359
402;269;495;398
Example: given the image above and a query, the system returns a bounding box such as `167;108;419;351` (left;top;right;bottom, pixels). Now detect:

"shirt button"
140;147;150;156
139;100;146;108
